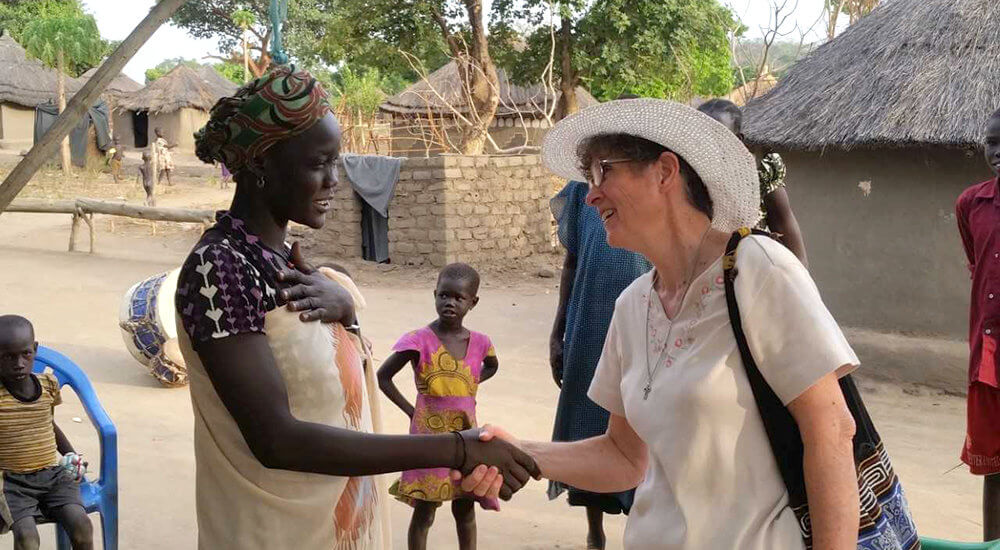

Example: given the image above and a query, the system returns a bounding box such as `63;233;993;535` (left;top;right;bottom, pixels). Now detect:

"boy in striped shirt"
0;315;92;550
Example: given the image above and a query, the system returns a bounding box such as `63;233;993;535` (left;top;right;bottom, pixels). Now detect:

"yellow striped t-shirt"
0;373;61;473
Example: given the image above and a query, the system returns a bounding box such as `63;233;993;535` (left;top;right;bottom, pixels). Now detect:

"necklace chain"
643;226;712;401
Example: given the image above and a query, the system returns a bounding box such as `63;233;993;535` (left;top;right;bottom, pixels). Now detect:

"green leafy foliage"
3;0;108;77
493;0;735;102
214;61;250;84
22;3;105;77
317;66;394;118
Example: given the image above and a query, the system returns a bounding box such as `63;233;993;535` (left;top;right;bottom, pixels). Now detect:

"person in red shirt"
955;106;1000;541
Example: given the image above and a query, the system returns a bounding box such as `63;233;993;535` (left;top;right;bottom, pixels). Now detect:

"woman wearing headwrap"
174;66;539;550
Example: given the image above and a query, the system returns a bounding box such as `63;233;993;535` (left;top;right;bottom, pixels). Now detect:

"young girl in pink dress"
377;263;499;550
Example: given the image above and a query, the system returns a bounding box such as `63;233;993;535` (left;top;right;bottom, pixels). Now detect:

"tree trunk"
243;30;250;82
457;0;499;155
57;50;71;177
827;0;846;40
555;16;579;121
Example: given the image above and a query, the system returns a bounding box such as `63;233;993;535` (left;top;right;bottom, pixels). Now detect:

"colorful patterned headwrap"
194;65;332;173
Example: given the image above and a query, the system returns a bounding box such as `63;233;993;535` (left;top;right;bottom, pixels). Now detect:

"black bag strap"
722;229;810;508
723;229;887;497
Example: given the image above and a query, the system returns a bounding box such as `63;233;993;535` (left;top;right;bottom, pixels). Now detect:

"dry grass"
11;166;146;202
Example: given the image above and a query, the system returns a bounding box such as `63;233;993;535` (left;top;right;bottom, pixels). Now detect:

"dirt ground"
0;174;989;548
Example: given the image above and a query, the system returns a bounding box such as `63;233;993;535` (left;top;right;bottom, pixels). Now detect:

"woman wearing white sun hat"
454;99;874;549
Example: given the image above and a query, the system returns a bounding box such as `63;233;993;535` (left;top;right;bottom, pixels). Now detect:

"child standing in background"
377;263;499;550
137;151;155;207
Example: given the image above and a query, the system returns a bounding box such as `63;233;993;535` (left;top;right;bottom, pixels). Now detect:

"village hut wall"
772;146;989;337
0;103;35;149
742;0;1000;338
736;0;1000;392
148;107;209;152
307;154;560;266
112;111;134;146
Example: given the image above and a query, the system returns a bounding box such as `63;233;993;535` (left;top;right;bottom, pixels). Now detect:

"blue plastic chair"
32;346;118;550
921;537;1000;549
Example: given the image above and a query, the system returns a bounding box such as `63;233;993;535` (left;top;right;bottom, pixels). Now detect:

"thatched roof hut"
117;64;237;114
115;65;237;152
379;61;598;119
734;0;1000;346
743;0;1000;149
380;61;598;155
0;31;84;109
81;68;142;105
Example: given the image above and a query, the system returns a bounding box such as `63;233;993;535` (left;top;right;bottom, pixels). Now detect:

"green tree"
495;0;735;106
214;61;250;84
318;0;501;154
23;2;105;175
231;8;254;83
160;0;274;76
491;0;588;117
286;0;446;94
0;0;111;77
320;67;392;117
162;0;339;78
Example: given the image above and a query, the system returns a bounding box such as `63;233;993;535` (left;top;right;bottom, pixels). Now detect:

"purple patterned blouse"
175;211;293;343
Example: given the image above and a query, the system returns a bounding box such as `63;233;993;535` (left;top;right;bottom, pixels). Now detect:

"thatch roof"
117;64;238;114
81;68;142;96
379;61;598;118
196;66;242;92
0;32;85;108
743;0;1000;149
81;68;141;108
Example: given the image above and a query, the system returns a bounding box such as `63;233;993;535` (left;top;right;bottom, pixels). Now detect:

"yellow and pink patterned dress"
388;326;500;510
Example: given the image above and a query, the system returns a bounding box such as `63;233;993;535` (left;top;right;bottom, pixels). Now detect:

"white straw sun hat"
541;98;760;234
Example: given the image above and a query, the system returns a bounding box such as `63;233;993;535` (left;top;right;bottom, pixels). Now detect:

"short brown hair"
576;133;713;219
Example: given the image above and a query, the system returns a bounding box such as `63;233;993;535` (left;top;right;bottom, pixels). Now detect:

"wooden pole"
69;211;80;252
7;199;77;214
0;0;189;212
75;198;213;223
85;212;95;253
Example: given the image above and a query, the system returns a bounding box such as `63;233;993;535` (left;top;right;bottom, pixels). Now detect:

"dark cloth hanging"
34;100;111;167
359;195;391;263
341;154;401;264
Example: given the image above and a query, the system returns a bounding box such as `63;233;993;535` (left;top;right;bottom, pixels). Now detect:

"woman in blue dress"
548;180;651;549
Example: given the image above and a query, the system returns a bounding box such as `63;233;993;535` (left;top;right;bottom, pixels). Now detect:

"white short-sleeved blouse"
589;235;858;550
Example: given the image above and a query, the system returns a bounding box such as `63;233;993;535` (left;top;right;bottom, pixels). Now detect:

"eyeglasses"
588;158;634;188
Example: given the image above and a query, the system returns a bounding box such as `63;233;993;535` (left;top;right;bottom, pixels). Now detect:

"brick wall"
310;154;561;267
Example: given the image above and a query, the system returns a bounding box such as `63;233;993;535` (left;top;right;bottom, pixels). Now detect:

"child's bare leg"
586;506;606;550
407;501;436;550
986;474;1000;541
452;498;476;550
166;169;173;185
51;504;93;550
11;517;40;550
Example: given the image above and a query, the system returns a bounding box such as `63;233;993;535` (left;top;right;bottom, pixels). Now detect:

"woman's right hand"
549;334;564;388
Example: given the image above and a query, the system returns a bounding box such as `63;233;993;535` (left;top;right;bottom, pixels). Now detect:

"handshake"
451;425;539;501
